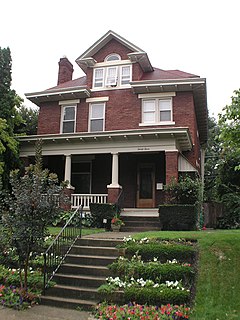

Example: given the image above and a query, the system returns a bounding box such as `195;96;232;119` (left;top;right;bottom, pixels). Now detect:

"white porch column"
64;154;72;188
107;152;122;189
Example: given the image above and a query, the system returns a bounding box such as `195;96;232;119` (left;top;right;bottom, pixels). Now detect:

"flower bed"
95;302;191;319
97;236;197;310
109;255;194;285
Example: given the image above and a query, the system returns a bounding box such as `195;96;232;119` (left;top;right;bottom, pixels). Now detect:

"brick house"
19;30;208;210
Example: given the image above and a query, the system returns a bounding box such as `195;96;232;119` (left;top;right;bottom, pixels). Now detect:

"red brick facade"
25;31;207;208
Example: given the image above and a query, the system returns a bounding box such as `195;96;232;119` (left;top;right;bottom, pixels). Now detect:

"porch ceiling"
18;128;192;157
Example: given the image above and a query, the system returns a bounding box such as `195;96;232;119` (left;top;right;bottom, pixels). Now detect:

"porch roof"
18;127;192;157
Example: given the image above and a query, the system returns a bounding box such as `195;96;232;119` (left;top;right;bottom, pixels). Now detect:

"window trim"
92;64;132;89
88;102;106;132
60;104;77;134
140;97;175;126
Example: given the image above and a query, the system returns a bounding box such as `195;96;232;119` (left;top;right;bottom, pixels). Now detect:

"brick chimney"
57;57;74;85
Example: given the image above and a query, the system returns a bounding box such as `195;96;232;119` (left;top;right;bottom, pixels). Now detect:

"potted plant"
111;215;124;232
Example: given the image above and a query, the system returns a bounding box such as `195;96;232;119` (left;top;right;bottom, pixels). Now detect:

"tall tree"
0;47;23;187
15;105;39;135
204;116;221;201
218;89;240;170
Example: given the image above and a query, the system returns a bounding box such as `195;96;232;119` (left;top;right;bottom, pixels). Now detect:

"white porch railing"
71;193;108;210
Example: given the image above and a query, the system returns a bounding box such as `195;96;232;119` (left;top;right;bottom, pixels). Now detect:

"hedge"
109;261;195;285
125;243;196;263
159;204;198;231
89;203;117;229
124;287;190;305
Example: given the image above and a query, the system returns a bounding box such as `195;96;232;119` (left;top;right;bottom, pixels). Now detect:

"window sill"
91;85;131;91
139;121;175;126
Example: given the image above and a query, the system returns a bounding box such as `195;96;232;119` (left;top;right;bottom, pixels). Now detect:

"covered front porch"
18;127;196;210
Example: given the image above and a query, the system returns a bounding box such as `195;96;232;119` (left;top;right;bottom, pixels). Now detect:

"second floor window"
89;103;105;132
142;98;173;124
61;105;76;133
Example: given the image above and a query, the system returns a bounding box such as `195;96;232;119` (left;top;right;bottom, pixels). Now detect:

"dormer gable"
76;30;153;73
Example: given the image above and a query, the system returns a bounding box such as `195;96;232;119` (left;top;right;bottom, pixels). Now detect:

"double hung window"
89;103;105;132
93;54;132;89
142;98;173;124
61;105;76;133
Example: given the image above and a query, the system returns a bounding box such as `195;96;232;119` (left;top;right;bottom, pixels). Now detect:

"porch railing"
71;193;108;210
43;205;83;294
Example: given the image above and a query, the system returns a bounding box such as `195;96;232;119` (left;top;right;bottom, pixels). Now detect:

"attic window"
105;54;121;62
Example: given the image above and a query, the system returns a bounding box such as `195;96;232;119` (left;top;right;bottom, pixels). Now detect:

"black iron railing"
43;205;83;294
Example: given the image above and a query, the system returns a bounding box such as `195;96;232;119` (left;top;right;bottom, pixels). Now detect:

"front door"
137;163;155;208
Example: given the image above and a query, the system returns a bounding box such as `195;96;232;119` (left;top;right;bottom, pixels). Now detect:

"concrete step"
54;273;106;288
121;216;160;222
70;245;119;257
46;284;101;300
121;226;161;232
65;254;116;266
76;238;122;247
40;295;96;310
59;263;110;277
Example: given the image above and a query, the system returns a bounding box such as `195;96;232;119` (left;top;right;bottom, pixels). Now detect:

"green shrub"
124;287;190;305
109;259;194;285
89;203;117;229
165;175;202;205
124;243;196;263
159;204;198;231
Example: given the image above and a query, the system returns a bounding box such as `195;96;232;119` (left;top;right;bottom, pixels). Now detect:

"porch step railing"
71;193;108;210
43;205;83;294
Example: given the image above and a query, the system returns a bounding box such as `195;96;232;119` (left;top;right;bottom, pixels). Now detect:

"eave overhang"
18;127;192;157
25;86;91;106
131;78;208;145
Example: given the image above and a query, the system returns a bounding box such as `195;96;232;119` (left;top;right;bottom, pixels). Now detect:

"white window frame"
92;54;132;90
89;102;106;132
120;65;132;86
93;68;105;88
141;97;174;126
60;104;77;133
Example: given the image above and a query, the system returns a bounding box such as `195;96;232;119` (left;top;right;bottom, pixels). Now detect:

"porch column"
165;151;179;184
64;154;72;187
107;152;122;203
63;154;75;210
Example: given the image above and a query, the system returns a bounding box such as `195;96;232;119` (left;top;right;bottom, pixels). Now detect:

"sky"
1;0;240;119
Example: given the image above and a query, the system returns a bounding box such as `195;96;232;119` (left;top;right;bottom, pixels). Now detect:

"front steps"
120;209;161;232
41;237;123;310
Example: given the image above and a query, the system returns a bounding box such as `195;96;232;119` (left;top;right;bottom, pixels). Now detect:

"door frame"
136;163;155;208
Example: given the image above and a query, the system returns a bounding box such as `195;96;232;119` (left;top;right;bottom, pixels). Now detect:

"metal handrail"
43;205;83;294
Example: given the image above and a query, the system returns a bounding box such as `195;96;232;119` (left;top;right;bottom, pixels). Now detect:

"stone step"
59;263;110;277
65;254;116;266
40;295;96;310
46;284;101;301
54;273;106;287
121;216;160;222
70;245;119;256
120;226;161;232
76;238;122;247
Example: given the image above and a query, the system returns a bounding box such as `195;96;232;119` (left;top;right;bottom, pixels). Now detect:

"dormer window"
93;54;132;89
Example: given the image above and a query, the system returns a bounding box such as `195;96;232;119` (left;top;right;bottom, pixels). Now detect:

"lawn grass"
134;230;240;320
